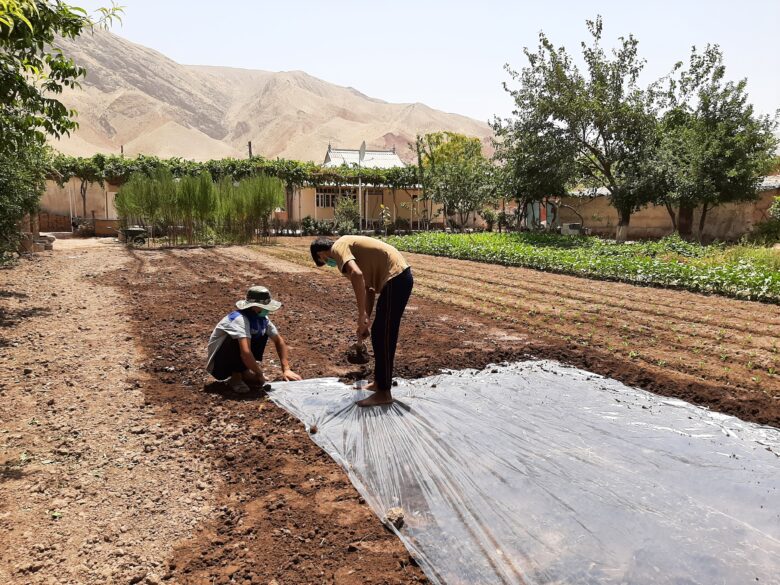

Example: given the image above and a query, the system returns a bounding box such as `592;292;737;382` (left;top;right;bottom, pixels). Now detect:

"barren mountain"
50;30;493;162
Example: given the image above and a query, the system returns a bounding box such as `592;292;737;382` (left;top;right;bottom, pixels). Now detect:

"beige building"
287;145;435;227
41;177;119;221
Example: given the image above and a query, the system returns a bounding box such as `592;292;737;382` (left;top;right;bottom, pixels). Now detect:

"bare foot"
243;371;266;387
356;390;393;407
352;381;377;392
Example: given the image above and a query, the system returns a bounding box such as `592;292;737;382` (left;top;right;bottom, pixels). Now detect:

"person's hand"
282;369;302;381
357;313;370;339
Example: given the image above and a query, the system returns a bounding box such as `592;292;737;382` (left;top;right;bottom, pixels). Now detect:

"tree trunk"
664;200;677;231
697;203;710;242
615;209;631;243
677;203;694;239
517;197;528;230
547;200;558;231
80;179;88;218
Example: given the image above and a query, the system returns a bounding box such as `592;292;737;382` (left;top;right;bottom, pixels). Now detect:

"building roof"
568;186;611;198
568;175;780;198
323;145;406;169
759;175;780;191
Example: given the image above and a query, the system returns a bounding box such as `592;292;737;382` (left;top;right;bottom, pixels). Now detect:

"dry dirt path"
2;238;778;585
0;240;219;585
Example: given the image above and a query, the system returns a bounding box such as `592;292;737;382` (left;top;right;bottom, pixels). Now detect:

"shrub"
745;197;780;244
334;195;360;230
301;216;316;236
394;217;411;232
481;208;497;232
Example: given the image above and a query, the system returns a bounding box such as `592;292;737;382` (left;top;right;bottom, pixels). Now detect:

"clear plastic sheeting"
269;361;780;585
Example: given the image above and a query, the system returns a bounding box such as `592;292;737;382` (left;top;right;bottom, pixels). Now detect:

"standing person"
310;236;413;407
206;285;302;394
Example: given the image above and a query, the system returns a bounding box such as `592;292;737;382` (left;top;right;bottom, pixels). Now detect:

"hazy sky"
77;0;779;123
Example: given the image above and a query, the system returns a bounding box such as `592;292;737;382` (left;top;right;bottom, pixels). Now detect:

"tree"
492;113;577;228
0;139;48;259
502;16;661;242
1;1;121;152
416;132;496;228
658;45;779;239
0;1;121;255
769;156;780;175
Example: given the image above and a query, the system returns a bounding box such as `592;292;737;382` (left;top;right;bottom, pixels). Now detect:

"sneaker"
229;379;251;394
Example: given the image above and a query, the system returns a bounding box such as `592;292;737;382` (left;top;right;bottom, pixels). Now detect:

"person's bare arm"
343;260;370;338
272;335;302;381
366;288;376;319
237;337;263;375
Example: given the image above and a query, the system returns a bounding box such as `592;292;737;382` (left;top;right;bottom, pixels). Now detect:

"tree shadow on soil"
0;306;50;347
0;461;27;483
202;380;272;401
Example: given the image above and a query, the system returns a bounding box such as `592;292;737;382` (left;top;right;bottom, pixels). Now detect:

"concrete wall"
558;190;779;240
41;178;119;220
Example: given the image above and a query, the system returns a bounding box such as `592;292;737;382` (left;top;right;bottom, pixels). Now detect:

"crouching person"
206;285;302;393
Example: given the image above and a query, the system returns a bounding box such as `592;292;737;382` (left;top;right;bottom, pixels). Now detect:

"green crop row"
385;233;780;303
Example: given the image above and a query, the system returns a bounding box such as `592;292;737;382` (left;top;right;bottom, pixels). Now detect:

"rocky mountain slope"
51;30;493;162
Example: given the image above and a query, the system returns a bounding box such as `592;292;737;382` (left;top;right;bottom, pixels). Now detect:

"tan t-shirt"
331;235;409;293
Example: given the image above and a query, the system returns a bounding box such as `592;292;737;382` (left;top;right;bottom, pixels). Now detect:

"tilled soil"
268;238;780;426
1;239;778;585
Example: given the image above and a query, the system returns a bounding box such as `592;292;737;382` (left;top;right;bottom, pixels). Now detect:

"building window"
316;191;336;208
316;186;357;207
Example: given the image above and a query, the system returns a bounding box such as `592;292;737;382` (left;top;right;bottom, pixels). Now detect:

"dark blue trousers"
371;267;413;391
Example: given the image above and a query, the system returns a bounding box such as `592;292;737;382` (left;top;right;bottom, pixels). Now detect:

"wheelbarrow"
118;226;148;246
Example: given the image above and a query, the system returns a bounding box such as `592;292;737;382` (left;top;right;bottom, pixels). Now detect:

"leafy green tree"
0;139;48;259
502;16;661;241
416;132;496;228
493;116;576;201
1;1;121;152
0;1;120;255
658;45;779;239
492;113;577;229
768;156;780;175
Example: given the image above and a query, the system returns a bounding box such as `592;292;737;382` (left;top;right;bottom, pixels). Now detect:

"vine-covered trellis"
48;153;424;246
49;153;421;192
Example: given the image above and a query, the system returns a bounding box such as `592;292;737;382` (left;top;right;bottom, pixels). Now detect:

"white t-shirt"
206;310;278;373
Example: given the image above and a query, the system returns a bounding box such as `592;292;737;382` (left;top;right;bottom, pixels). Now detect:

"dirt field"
1;238;778;585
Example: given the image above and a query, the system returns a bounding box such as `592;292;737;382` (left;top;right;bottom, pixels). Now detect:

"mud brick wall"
94;219;121;237
559;188;779;240
39;212;72;232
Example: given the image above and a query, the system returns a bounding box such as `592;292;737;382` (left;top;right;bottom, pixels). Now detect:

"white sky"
77;0;779;123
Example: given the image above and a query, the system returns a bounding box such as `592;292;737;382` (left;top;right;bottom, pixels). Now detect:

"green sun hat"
236;285;282;312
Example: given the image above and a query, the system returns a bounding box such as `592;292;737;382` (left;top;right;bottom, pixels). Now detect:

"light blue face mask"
257;309;269;318
326;258;338;268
